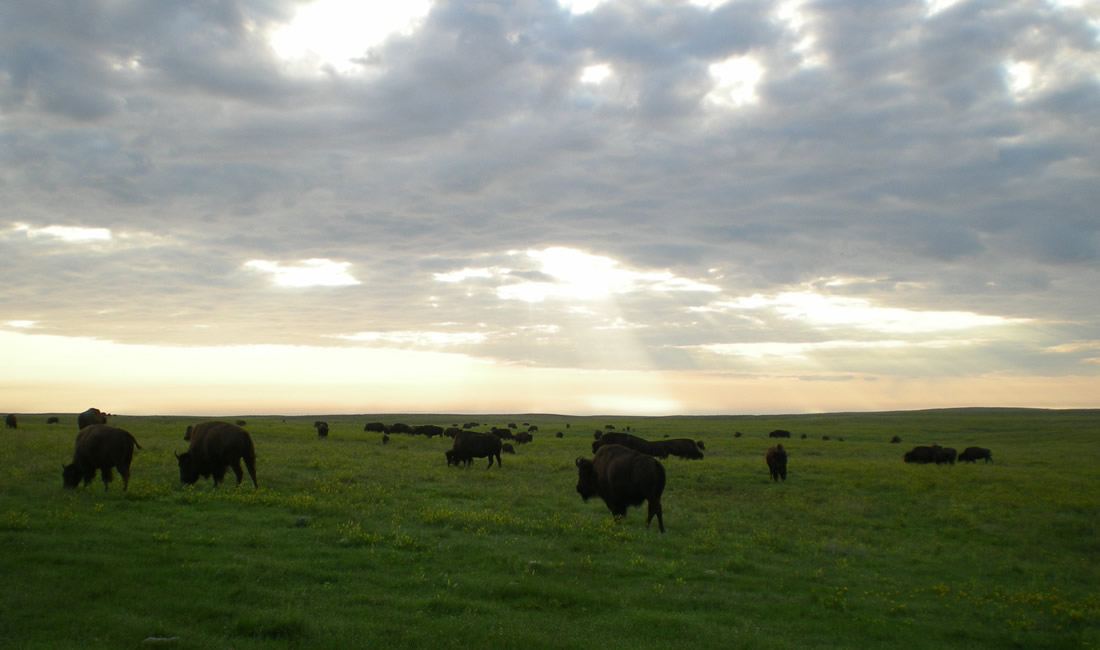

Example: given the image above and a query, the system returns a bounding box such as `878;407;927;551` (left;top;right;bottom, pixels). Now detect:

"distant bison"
933;446;957;465
4;414;16;429
176;421;257;488
63;425;142;491
501;443;516;455
364;422;386;433
234;419;246;426
575;444;666;533
958;447;993;463
769;429;791;439
765;444;788;482
652;438;704;460
903;445;937;464
890;435;902;444
592;432;663;457
513;431;533;444
314;421;329;438
47;416;60;425
446;431;502;469
77;407;108;430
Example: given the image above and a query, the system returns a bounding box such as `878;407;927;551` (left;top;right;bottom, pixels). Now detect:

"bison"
314;421;329;438
768;429;791;439
513;431;533;444
62;425;142;491
364;421;386;433
652;438;704;460
176;421;257;488
501;443;516;455
4;414;16;429
958;447;993;463
903;445;937;464
446;431;502;469
47;416;60;425
575;444;666;533
890;435;902;444
933;446;957;465
765;444;787;482
77;407;108;430
592;432;664;457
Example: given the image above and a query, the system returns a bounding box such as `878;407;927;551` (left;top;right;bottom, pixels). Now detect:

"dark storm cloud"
1;0;1098;387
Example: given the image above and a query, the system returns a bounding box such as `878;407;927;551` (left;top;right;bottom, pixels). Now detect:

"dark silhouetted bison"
446;431;502;469
176;421;257;488
514;431;533;444
695;440;705;450
653;438;704;460
63;425;142;491
47;416;60;425
933;446;957;465
501;443;516;455
575;444;665;533
958;447;993;463
903;446;936;464
766;444;787;482
555;431;564;438
364;421;386;433
234;419;246;426
592;432;664;457
444;427;463;438
769;429;791;439
4;414;16;429
890;435;902;444
381;434;389;444
77;407;108;429
490;427;514;440
314;421;329;438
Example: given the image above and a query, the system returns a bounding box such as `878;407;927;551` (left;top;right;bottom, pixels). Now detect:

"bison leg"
230;460;245;486
647;500;665;533
100;466;114;491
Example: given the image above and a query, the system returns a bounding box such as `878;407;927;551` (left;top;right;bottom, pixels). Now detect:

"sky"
2;0;1098;417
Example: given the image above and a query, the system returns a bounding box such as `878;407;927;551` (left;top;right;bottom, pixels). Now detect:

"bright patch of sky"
712;291;1028;334
10;222;111;242
5;320;37;329
496;247;719;303
244;259;361;288
331;330;488;347
269;0;431;75
580;64;612;85
695;338;965;361
707;56;764;107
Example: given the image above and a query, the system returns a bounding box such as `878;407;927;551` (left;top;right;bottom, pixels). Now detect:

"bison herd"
3;409;998;533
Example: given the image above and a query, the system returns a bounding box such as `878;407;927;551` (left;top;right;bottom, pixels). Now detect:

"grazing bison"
653;438;704;460
446;431;502;469
903;445;937;464
501;443;516;455
695;440;705;450
575;444;666;533
234;419;246;426
381;434;389;444
958;447;993;463
765;444;788;482
4;414;16;429
62;425;142;491
769;429;791;439
890;435;902;444
592;432;664;457
176;421;257;488
47;416;60;425
933;446;957;465
77;407;108;430
314;421;329;438
513;431;533;444
555;431;564;438
364;421;386;433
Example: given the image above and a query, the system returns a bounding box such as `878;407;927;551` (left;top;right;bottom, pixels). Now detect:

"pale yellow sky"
3;330;1096;416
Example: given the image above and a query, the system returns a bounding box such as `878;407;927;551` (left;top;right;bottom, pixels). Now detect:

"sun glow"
707;56;764;107
244;259;360;288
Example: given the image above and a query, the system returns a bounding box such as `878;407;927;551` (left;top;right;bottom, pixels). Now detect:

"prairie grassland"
0;409;1097;649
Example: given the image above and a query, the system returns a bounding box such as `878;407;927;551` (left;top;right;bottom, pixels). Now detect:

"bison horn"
575;457;583;467
173;450;179;459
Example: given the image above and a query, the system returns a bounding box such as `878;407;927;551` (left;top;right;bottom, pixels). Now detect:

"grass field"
1;408;1097;649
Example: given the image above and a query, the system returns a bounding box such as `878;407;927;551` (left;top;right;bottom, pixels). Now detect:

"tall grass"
0;409;1096;648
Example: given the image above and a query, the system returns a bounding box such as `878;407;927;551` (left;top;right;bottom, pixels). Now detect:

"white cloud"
244;259;361;288
331;330;488;347
10;222;111;243
707;56;764;108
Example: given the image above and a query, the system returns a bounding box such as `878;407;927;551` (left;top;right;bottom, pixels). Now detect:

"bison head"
575;457;598;502
61;462;82;489
175;450;201;484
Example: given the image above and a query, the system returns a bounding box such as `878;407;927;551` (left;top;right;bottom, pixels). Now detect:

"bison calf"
765;444;787;482
575;444;666;533
176;421;257;488
63;425;142;491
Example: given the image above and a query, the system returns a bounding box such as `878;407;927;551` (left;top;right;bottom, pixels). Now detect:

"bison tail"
129;434;143;450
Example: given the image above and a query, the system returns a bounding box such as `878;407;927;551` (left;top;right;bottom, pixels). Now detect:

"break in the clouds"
1;0;1097;415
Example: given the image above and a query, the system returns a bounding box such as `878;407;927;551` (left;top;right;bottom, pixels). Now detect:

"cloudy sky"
2;0;1098;416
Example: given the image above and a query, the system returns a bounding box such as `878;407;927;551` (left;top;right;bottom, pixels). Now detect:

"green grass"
1;409;1097;648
